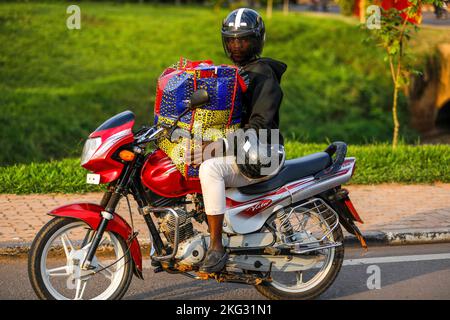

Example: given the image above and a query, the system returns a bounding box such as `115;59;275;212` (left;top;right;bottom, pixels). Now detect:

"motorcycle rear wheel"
253;208;344;300
28;217;134;300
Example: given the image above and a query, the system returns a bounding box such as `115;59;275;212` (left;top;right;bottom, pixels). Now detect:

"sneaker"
199;249;229;273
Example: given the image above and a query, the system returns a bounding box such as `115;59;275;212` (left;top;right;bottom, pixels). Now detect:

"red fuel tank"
141;149;202;198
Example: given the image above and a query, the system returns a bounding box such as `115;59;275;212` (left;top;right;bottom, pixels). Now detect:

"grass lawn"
2;2;448;166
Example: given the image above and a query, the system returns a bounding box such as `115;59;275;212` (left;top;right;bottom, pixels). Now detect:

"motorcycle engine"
158;209;196;244
156;208;208;266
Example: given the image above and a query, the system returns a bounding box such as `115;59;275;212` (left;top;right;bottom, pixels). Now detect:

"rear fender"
320;189;368;250
49;203;143;279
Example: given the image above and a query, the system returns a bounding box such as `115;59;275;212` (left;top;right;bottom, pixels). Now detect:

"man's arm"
246;74;283;131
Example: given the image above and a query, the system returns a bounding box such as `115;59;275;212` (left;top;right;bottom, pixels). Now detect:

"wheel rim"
269;247;336;293
269;208;340;294
39;221;127;300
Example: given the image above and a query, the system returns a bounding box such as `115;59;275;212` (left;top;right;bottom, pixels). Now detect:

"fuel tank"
141;149;202;198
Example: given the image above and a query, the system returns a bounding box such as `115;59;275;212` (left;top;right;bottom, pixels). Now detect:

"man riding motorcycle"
192;8;288;273
28;7;365;301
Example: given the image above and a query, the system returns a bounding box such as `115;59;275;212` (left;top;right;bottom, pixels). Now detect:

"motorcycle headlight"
81;137;102;165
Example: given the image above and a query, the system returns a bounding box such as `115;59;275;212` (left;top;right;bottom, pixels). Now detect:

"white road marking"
343;253;450;266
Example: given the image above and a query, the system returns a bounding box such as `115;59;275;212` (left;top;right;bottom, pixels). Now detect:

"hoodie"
239;57;287;145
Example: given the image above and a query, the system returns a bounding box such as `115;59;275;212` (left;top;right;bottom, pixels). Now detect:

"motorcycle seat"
238;152;332;195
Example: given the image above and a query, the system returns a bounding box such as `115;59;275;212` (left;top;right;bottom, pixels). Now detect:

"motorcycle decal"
92;129;132;160
226;186;285;208
239;199;273;217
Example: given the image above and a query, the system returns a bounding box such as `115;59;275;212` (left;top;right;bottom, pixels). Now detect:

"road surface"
1;243;449;300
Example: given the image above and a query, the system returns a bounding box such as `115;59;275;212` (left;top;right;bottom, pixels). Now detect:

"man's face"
225;37;253;64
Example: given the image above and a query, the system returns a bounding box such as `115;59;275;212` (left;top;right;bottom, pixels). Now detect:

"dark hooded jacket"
239;57;287;145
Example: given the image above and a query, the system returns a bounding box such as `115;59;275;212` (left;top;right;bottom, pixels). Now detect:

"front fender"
49;203;143;279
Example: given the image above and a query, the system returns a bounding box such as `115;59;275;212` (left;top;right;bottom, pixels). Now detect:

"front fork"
82;156;137;270
78;192;113;250
83;194;122;269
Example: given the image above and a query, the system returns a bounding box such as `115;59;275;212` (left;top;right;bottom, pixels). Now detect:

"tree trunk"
392;83;400;148
267;0;273;19
388;52;401;149
283;0;289;16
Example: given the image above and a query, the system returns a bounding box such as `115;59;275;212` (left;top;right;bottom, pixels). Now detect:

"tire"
253;208;345;300
28;217;134;300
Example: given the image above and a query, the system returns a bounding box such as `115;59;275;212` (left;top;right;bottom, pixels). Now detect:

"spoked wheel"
253;203;344;300
28;217;133;300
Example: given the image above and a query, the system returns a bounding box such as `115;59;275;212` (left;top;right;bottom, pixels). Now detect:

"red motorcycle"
28;90;366;300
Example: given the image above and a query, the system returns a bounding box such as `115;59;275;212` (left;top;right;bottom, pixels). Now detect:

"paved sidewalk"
0;184;450;249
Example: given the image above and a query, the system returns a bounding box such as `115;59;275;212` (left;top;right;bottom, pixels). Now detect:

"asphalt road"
1;243;449;300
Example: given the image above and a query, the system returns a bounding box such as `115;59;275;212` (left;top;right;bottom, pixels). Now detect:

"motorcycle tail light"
81;137;102;165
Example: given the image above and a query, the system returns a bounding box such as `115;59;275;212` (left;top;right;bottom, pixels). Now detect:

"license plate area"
86;173;100;185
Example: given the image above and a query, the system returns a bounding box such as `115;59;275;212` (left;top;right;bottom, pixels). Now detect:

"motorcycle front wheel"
28;217;134;300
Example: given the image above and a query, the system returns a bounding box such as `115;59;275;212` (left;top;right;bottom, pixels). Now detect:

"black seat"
238;152;332;195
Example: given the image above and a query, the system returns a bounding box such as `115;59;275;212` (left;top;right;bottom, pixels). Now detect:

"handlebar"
134;122;192;146
135;126;164;145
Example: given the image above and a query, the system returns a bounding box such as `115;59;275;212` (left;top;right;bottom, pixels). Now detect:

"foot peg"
153;266;163;273
151;259;161;268
151;258;163;273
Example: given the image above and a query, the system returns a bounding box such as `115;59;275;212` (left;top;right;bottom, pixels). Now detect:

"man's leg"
198;156;253;273
208;214;225;251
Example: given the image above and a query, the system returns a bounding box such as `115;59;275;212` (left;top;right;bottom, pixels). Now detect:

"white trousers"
199;156;258;216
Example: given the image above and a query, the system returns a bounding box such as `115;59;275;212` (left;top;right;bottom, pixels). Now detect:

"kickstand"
263;262;274;281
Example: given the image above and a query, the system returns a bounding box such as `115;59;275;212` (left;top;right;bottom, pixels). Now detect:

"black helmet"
235;129;285;180
221;8;265;65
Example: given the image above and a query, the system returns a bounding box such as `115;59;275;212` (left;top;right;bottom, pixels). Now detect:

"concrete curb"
0;242;32;256
2;228;450;256
344;228;450;246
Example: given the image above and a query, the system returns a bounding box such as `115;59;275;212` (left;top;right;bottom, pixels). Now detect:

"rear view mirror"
190;89;210;109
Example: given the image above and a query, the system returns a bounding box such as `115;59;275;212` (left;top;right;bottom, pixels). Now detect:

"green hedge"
1;143;449;194
285;142;450;184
